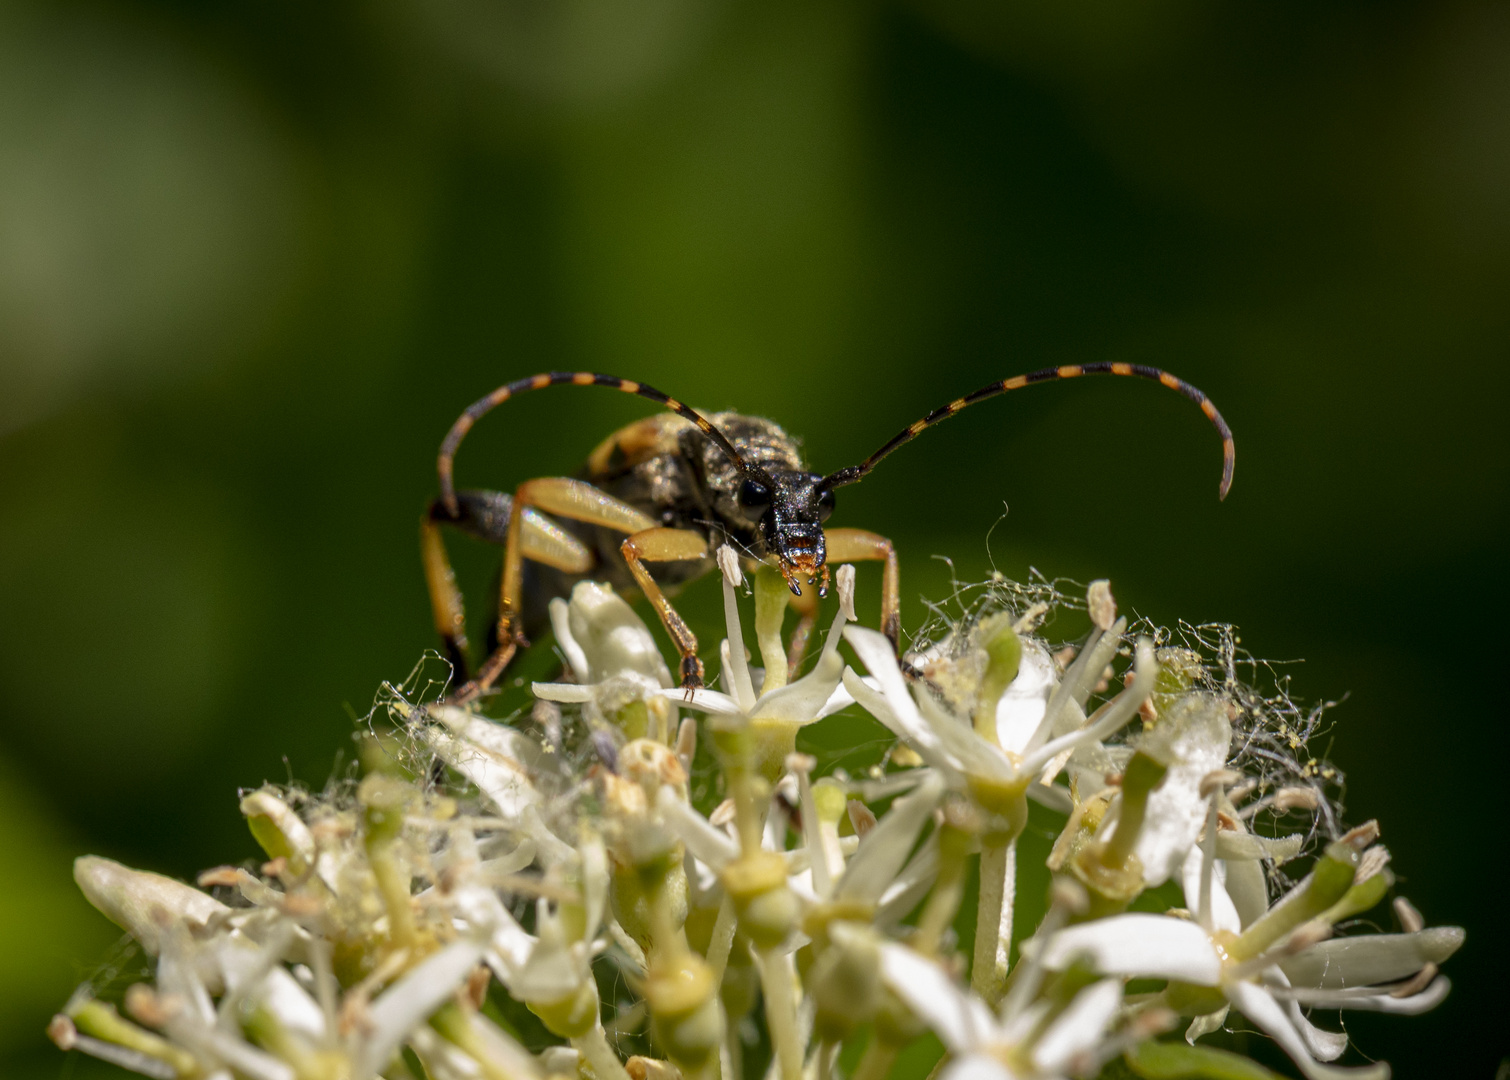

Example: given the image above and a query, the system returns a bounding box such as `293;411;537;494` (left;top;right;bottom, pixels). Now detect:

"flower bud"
526;979;600;1039
809;924;882;1040
646;958;723;1071
240;789;315;877
723;851;798;949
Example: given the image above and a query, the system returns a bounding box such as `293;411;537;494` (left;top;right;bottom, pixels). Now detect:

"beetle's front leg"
620;528;712;690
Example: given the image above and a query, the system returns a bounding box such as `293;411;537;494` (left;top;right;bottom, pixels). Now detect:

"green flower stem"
965;777;1029;1006
849;1037;899;1080
712;723;764;854
704;894;739;984
971;838;1016;1004
360;775;418;951
67;1000;200;1078
1100;752;1168;869
756;947;804;1080
754;566;792;693
432;1002;538;1080
574;1023;634;1080
912;804;976;957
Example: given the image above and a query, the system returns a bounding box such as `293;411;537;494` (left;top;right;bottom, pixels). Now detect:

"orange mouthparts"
779;553;829;598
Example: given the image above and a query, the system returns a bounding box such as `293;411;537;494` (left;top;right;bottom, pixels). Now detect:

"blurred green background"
2;0;1506;1075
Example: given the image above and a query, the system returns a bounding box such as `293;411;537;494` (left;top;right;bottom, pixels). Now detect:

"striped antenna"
437;372;762;515
821;362;1235;500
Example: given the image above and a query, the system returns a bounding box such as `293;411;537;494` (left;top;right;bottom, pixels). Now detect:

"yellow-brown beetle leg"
424;490;595;684
449;478;655;704
621;528;712;690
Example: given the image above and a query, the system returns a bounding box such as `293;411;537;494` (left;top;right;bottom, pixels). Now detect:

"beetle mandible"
422;366;1234;703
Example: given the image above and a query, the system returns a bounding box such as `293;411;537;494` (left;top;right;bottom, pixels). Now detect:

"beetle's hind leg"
422;489;595;699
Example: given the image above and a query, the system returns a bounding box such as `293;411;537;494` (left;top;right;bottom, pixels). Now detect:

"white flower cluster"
52;550;1463;1080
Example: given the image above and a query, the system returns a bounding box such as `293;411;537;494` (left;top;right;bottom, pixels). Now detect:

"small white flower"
665;547;860;728
879;940;1125;1080
1036;839;1462;1080
532;581;677;740
843;624;1156;800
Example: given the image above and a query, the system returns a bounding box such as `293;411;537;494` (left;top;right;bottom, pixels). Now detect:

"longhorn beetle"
422;366;1234;703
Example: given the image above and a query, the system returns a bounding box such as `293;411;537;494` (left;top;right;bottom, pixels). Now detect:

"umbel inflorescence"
52;549;1462;1080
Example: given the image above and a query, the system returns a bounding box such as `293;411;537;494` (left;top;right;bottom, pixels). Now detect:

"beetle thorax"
681;413;805;540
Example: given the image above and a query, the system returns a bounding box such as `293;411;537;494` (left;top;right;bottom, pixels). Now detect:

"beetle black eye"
738;478;772;513
816;487;836;522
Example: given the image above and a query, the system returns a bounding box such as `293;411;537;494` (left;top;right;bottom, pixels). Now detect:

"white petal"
750;647;845;725
940;1054;1020;1080
878;943;998;1054
1225;980;1388;1080
656;787;740;869
218;942;326;1040
453;885;535;975
549;597;590;682
659;686;744;715
843;628;940;751
426;722;540;819
873;836;941;929
1032;977;1122;1073
814;681;862;720
1020;639;1157;778
73;857;227;959
997;999;1049;1045
915;687;1017;784
1288;1000;1348;1062
358;939;487;1079
836;772;946;904
1268;968;1346;1062
566;581;672;686
531;683;595;703
1039;914;1222;985
995;642;1057;755
1027;620;1123;756
1277;976;1451;1014
841;668;958;773
1132;695;1232;887
1181;846;1242;935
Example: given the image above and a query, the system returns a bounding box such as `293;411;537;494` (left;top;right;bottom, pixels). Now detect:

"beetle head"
735;469;836;596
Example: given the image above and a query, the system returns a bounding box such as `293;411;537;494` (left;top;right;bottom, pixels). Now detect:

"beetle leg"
620;528;712;690
451;479;664;703
424;487;596;698
822;528;901;653
421;512;471;678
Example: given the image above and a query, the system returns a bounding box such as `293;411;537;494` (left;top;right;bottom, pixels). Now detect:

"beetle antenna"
821;362;1236;500
437;372;760;515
